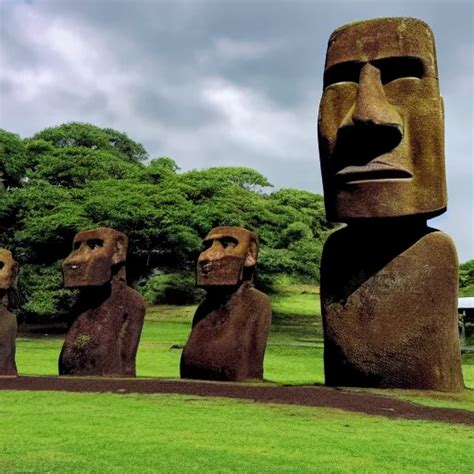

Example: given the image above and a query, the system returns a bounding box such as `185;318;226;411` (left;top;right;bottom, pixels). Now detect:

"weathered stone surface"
0;248;18;376
181;227;272;381
321;222;463;390
59;228;145;377
318;17;446;221
317;18;464;391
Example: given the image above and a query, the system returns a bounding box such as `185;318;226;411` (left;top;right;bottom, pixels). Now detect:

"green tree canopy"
0;123;333;321
459;260;474;296
28;147;143;187
32;122;148;163
0;129;29;188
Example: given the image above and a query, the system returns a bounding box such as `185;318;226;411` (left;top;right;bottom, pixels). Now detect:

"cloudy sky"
0;0;472;260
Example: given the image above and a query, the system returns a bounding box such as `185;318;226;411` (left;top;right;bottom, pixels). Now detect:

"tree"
27;147;142;187
1;123;332;320
0;129;29;189
32;122;148;163
460;260;474;296
143;157;179;184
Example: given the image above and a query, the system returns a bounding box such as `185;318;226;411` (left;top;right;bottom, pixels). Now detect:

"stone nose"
348;63;403;129
198;242;224;265
336;63;404;166
63;251;88;271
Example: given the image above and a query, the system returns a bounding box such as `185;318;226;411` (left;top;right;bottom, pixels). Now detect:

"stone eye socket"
73;241;81;250
376;57;424;84
201;236;239;251
0;261;4;270
324;61;361;88
323;57;424;88
87;239;104;250
220;237;238;249
202;240;212;251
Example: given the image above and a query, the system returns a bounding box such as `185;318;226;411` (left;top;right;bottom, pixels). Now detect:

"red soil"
1;376;472;425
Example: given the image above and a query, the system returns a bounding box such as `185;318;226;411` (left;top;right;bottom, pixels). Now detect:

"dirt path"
1;376;472;426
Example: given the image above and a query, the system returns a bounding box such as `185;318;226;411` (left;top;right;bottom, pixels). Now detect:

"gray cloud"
0;0;472;260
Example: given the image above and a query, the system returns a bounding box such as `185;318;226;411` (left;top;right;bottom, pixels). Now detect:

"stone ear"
244;240;258;268
111;234;127;265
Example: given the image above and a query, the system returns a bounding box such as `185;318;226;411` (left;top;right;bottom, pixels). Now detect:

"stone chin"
196;257;244;288
325;179;447;222
320;112;447;221
196;273;241;288
0;274;15;291
63;271;111;289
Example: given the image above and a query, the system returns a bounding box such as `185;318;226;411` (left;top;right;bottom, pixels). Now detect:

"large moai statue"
181;226;272;381
0;249;18;376
59;228;145;377
317;18;464;391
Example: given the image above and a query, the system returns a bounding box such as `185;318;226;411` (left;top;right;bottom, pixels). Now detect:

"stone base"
321;223;464;391
59;284;145;377
181;282;272;381
0;308;17;376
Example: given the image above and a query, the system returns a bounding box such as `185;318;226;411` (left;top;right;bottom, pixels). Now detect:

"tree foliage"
31;122;148;163
0;129;29;188
459;260;474;296
1;123;334;320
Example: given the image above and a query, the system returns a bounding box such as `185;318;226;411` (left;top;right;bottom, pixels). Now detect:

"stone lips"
59;228;145;377
196;255;244;287
63;253;112;288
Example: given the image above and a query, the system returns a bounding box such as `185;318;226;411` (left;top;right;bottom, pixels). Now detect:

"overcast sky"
0;0;472;260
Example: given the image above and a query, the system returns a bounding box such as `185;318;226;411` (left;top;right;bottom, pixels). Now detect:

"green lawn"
3;291;474;472
1;391;473;473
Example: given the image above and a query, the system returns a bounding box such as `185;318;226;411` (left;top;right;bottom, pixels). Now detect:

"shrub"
140;272;204;305
17;263;79;323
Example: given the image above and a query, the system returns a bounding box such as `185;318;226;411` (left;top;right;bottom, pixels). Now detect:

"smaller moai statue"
59;228;145;377
0;249;18;376
180;226;272;381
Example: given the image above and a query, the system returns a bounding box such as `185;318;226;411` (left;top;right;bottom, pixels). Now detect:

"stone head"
0;249;17;290
318;17;446;221
63;227;128;288
196;226;259;287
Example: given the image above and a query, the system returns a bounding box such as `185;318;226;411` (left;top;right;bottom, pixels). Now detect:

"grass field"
1;391;473;473
2;289;474;472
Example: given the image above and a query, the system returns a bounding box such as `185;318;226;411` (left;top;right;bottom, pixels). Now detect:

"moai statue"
180;227;272;381
0;249;18;376
59;228;145;377
318;18;464;391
